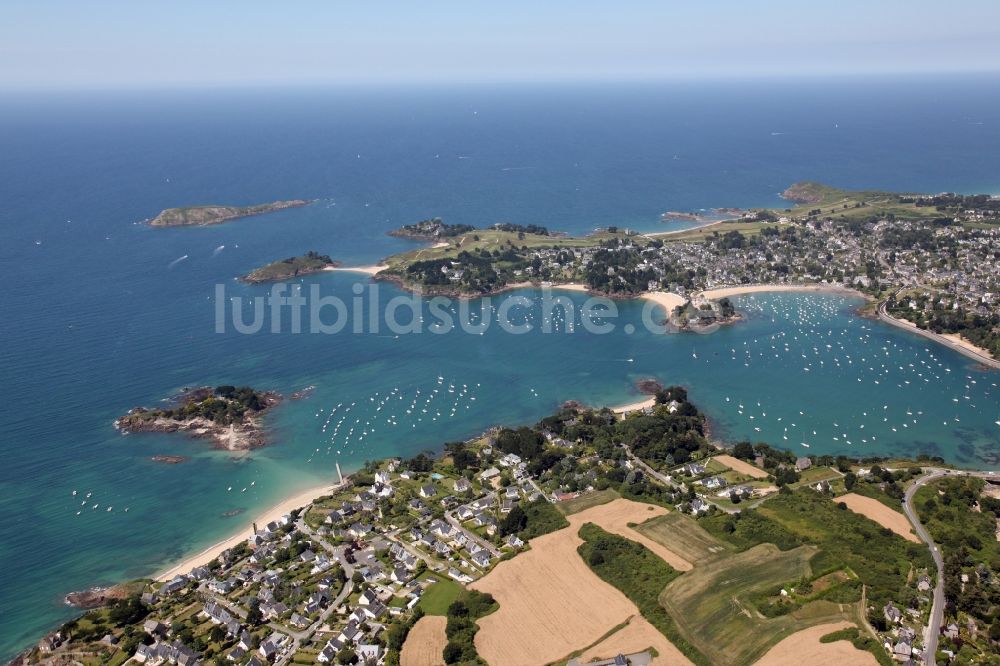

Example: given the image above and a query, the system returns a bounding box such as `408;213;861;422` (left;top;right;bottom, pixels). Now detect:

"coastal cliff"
148;200;312;227
115;386;280;451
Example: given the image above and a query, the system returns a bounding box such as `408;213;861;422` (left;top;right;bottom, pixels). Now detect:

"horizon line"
3;68;1000;94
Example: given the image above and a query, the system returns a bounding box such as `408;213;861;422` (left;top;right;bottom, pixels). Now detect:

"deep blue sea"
2;77;1000;659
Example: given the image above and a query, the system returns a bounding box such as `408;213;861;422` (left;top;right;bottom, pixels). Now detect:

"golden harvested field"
570;498;693;571
754;621;878;666
836;493;919;542
577;615;694;666
714;454;769;479
472;498;690;666
400;615;447;666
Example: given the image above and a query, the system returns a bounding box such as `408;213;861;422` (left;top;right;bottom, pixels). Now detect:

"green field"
383;228;645;269
654;221;782;243
770;182;941;223
658;543;849;666
415;575;463;616
633;512;734;565
554;488;619;516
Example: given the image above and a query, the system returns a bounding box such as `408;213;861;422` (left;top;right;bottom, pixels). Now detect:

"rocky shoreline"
115;387;281;451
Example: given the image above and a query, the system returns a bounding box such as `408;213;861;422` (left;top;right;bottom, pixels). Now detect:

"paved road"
902;471;947;665
900;467;999;664
444;512;502;558
271;521;355;665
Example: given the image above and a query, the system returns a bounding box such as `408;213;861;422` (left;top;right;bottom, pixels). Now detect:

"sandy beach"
548;282;589;292
645;219;726;238
327;265;388;276
699;284;864;300
640;291;687;314
942;333;994;360
612;397;656;414
155;481;343;582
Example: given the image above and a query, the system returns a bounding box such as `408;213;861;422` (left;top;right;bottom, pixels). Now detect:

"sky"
1;0;999;88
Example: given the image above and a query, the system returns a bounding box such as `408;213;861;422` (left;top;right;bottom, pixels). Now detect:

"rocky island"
667;296;739;332
148;200;312;227
115;386;280;451
240;251;339;283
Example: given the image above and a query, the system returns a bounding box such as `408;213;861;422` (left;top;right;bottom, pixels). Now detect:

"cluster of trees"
404;248;526;293
583;245;660;295
890;294;1000;359
443;591;497;664
393;217;476;238
492;223;549;236
155;386;269;425
879;226;942;251
535;390;709;471
704;489;932;609
405;451;437;473
494;426;546;461
919;477;1000;567
277;250;333;266
717;229;747;250
498;499;568;540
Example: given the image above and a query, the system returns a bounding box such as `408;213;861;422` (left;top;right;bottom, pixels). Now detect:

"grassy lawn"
633;512;734;565
554;488;619;516
416;574;464;616
792;466;840;486
704;459;729;474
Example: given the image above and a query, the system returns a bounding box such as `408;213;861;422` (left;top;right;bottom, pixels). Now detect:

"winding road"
902;470;947;665
901;467;999;664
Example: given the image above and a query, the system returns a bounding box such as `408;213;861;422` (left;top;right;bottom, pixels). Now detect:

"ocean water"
1;77;1000;659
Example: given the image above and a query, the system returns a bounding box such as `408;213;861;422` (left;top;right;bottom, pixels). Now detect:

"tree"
336;647;358;664
246;598;262;626
732;441;754;460
452;448;477;471
499;505;527;536
843;471;857;490
442;642;464;664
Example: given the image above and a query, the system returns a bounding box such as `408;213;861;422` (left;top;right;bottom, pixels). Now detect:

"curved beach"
155;481;344;582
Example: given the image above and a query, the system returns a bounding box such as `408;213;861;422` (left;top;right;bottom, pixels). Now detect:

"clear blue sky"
2;0;999;88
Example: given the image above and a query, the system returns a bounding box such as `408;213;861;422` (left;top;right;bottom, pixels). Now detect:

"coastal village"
22;391;1000;665
386;185;1000;359
17;185;1000;666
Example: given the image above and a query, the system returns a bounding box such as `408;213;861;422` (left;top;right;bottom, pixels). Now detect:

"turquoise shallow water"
1;79;1000;659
